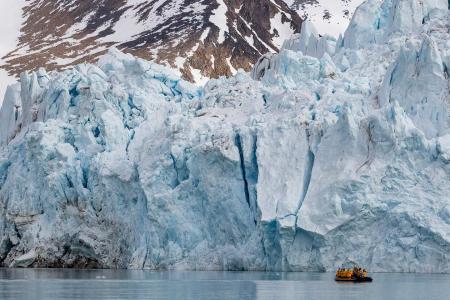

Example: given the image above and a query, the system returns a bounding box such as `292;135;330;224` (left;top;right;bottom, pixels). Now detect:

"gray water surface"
0;269;448;300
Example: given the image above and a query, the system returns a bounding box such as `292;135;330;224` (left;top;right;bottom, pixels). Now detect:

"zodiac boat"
335;266;373;282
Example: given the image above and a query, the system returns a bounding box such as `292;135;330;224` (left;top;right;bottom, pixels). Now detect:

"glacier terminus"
0;0;449;273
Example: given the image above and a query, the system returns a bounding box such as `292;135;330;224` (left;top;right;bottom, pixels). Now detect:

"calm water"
0;269;448;300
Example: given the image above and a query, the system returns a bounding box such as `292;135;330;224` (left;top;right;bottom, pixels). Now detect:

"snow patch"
271;12;295;49
209;0;229;44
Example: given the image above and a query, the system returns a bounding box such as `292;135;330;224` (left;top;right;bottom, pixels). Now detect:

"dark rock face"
3;0;302;82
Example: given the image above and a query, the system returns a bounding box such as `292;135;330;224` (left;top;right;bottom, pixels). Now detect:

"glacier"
0;0;450;272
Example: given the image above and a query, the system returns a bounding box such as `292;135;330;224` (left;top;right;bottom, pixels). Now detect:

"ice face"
344;0;449;49
0;0;450;272
281;21;336;60
379;36;449;138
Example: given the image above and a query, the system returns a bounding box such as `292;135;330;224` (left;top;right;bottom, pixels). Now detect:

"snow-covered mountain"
0;0;367;106
1;0;301;87
1;0;450;272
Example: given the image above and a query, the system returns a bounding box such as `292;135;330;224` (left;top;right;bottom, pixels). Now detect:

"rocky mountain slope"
0;0;450;272
0;0;366;103
2;0;301;85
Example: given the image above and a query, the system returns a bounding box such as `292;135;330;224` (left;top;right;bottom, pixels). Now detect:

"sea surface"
0;269;448;300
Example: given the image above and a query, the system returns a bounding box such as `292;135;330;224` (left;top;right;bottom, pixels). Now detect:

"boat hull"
335;277;373;282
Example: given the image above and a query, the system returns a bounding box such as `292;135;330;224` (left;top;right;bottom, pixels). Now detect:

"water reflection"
0;269;448;300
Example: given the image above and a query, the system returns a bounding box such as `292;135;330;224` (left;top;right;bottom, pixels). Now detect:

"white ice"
0;0;449;272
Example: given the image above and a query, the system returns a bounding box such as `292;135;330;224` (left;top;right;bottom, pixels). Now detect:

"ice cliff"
0;0;450;272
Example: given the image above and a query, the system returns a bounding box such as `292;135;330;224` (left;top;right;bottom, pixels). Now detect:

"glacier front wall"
0;0;450;272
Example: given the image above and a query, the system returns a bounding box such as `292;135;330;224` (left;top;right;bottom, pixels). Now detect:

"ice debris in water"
0;0;450;272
